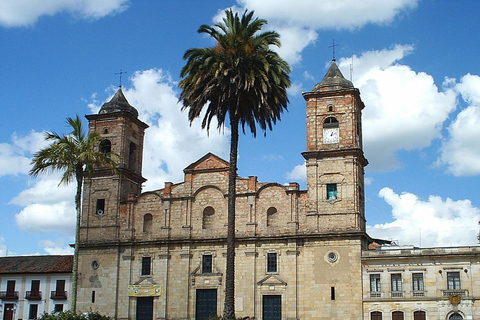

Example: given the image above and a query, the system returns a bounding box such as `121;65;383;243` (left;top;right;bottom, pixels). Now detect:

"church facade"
74;61;479;320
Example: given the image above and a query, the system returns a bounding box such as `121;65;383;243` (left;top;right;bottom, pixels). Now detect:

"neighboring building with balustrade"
0;255;73;320
363;245;480;320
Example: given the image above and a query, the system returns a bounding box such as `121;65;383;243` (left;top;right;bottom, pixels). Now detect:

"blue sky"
1;0;480;256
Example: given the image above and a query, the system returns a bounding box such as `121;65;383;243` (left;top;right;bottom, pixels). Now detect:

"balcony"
370;292;381;298
443;289;468;297
26;291;42;300
413;291;425;297
391;291;404;298
0;291;19;300
50;291;68;300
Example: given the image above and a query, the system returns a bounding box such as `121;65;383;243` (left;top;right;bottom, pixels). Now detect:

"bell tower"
302;60;368;232
80;88;148;242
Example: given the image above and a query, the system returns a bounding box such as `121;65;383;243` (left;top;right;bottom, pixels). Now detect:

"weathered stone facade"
74;62;480;320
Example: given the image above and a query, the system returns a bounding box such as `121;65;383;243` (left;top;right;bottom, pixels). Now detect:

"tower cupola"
311;59;353;92
99;87;139;117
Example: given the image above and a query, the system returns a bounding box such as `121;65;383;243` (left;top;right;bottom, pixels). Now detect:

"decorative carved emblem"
449;294;461;305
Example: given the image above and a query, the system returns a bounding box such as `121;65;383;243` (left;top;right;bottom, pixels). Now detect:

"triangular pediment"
184;153;229;174
257;274;287;286
133;277;157;285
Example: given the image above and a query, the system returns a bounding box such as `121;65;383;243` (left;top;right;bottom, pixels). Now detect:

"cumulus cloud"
367;188;480;247
286;162;306;182
338;45;457;171
0;0;129;27
230;0;418;65
15;200;75;235
89;68;230;190
2;67;230;255
438;74;480;176
0;131;45;177
39;240;73;255
238;0;418;30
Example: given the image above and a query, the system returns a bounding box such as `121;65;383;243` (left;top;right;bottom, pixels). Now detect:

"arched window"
99;139;111;154
323;117;339;144
202;206;215;229
143;214;153;232
413;311;426;320
370;311;382;320
392;311;404;320
129;143;137;170
449;313;463;320
267;207;278;227
323;116;339;128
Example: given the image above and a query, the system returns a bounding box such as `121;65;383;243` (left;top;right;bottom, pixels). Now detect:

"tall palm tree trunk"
223;116;239;320
71;165;83;312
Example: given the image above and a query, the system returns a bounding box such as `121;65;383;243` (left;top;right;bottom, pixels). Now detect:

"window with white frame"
412;273;424;291
370;274;381;292
447;271;461;290
391;273;402;291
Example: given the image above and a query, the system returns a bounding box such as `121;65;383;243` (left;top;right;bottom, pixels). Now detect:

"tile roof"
0;255;73;274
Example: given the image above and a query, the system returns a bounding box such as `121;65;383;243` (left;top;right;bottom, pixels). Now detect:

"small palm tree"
179;9;290;320
30;115;118;312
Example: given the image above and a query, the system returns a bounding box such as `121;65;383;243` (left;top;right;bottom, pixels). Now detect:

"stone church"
75;61;479;320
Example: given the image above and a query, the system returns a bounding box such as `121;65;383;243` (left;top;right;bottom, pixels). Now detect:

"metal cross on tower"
329;39;339;61
115;69;128;87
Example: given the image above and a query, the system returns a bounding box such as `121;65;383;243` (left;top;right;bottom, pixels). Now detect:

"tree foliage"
30;115;119;312
179;9;290;320
39;310;111;320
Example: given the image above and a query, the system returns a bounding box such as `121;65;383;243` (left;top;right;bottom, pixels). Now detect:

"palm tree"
179;9;290;320
29;115;118;313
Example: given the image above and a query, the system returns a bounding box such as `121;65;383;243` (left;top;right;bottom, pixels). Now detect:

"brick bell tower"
302;59;368;233
81;87;148;242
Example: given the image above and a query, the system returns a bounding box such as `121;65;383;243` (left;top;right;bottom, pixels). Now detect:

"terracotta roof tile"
0;255;73;274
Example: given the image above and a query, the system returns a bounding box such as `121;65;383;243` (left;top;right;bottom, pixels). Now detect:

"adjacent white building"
0;255;73;320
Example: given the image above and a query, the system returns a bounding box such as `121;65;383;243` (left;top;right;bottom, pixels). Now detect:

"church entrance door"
195;289;217;320
263;295;281;320
136;297;153;320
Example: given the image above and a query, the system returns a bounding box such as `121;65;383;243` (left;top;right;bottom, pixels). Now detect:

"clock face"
323;128;339;143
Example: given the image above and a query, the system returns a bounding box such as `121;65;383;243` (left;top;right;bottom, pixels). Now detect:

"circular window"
91;260;99;270
327;252;338;263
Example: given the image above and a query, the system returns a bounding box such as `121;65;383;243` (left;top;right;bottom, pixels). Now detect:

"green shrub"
38;310;111;320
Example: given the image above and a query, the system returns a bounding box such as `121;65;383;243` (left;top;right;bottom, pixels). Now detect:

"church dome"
99;87;139;117
312;60;353;91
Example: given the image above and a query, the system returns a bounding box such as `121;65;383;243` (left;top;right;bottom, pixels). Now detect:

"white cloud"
0;0;129;27
273;26;318;65
238;0;419;30
15;201;75;235
39;240;73;255
367;187;480;247
6;67;229;250
0;238;7;257
216;1;417;65
0;130;45;177
364;177;374;186
230;0;418;64
10;173;74;206
339;45;457;171
286;162;306;182
438;74;480;176
90;68;230;190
